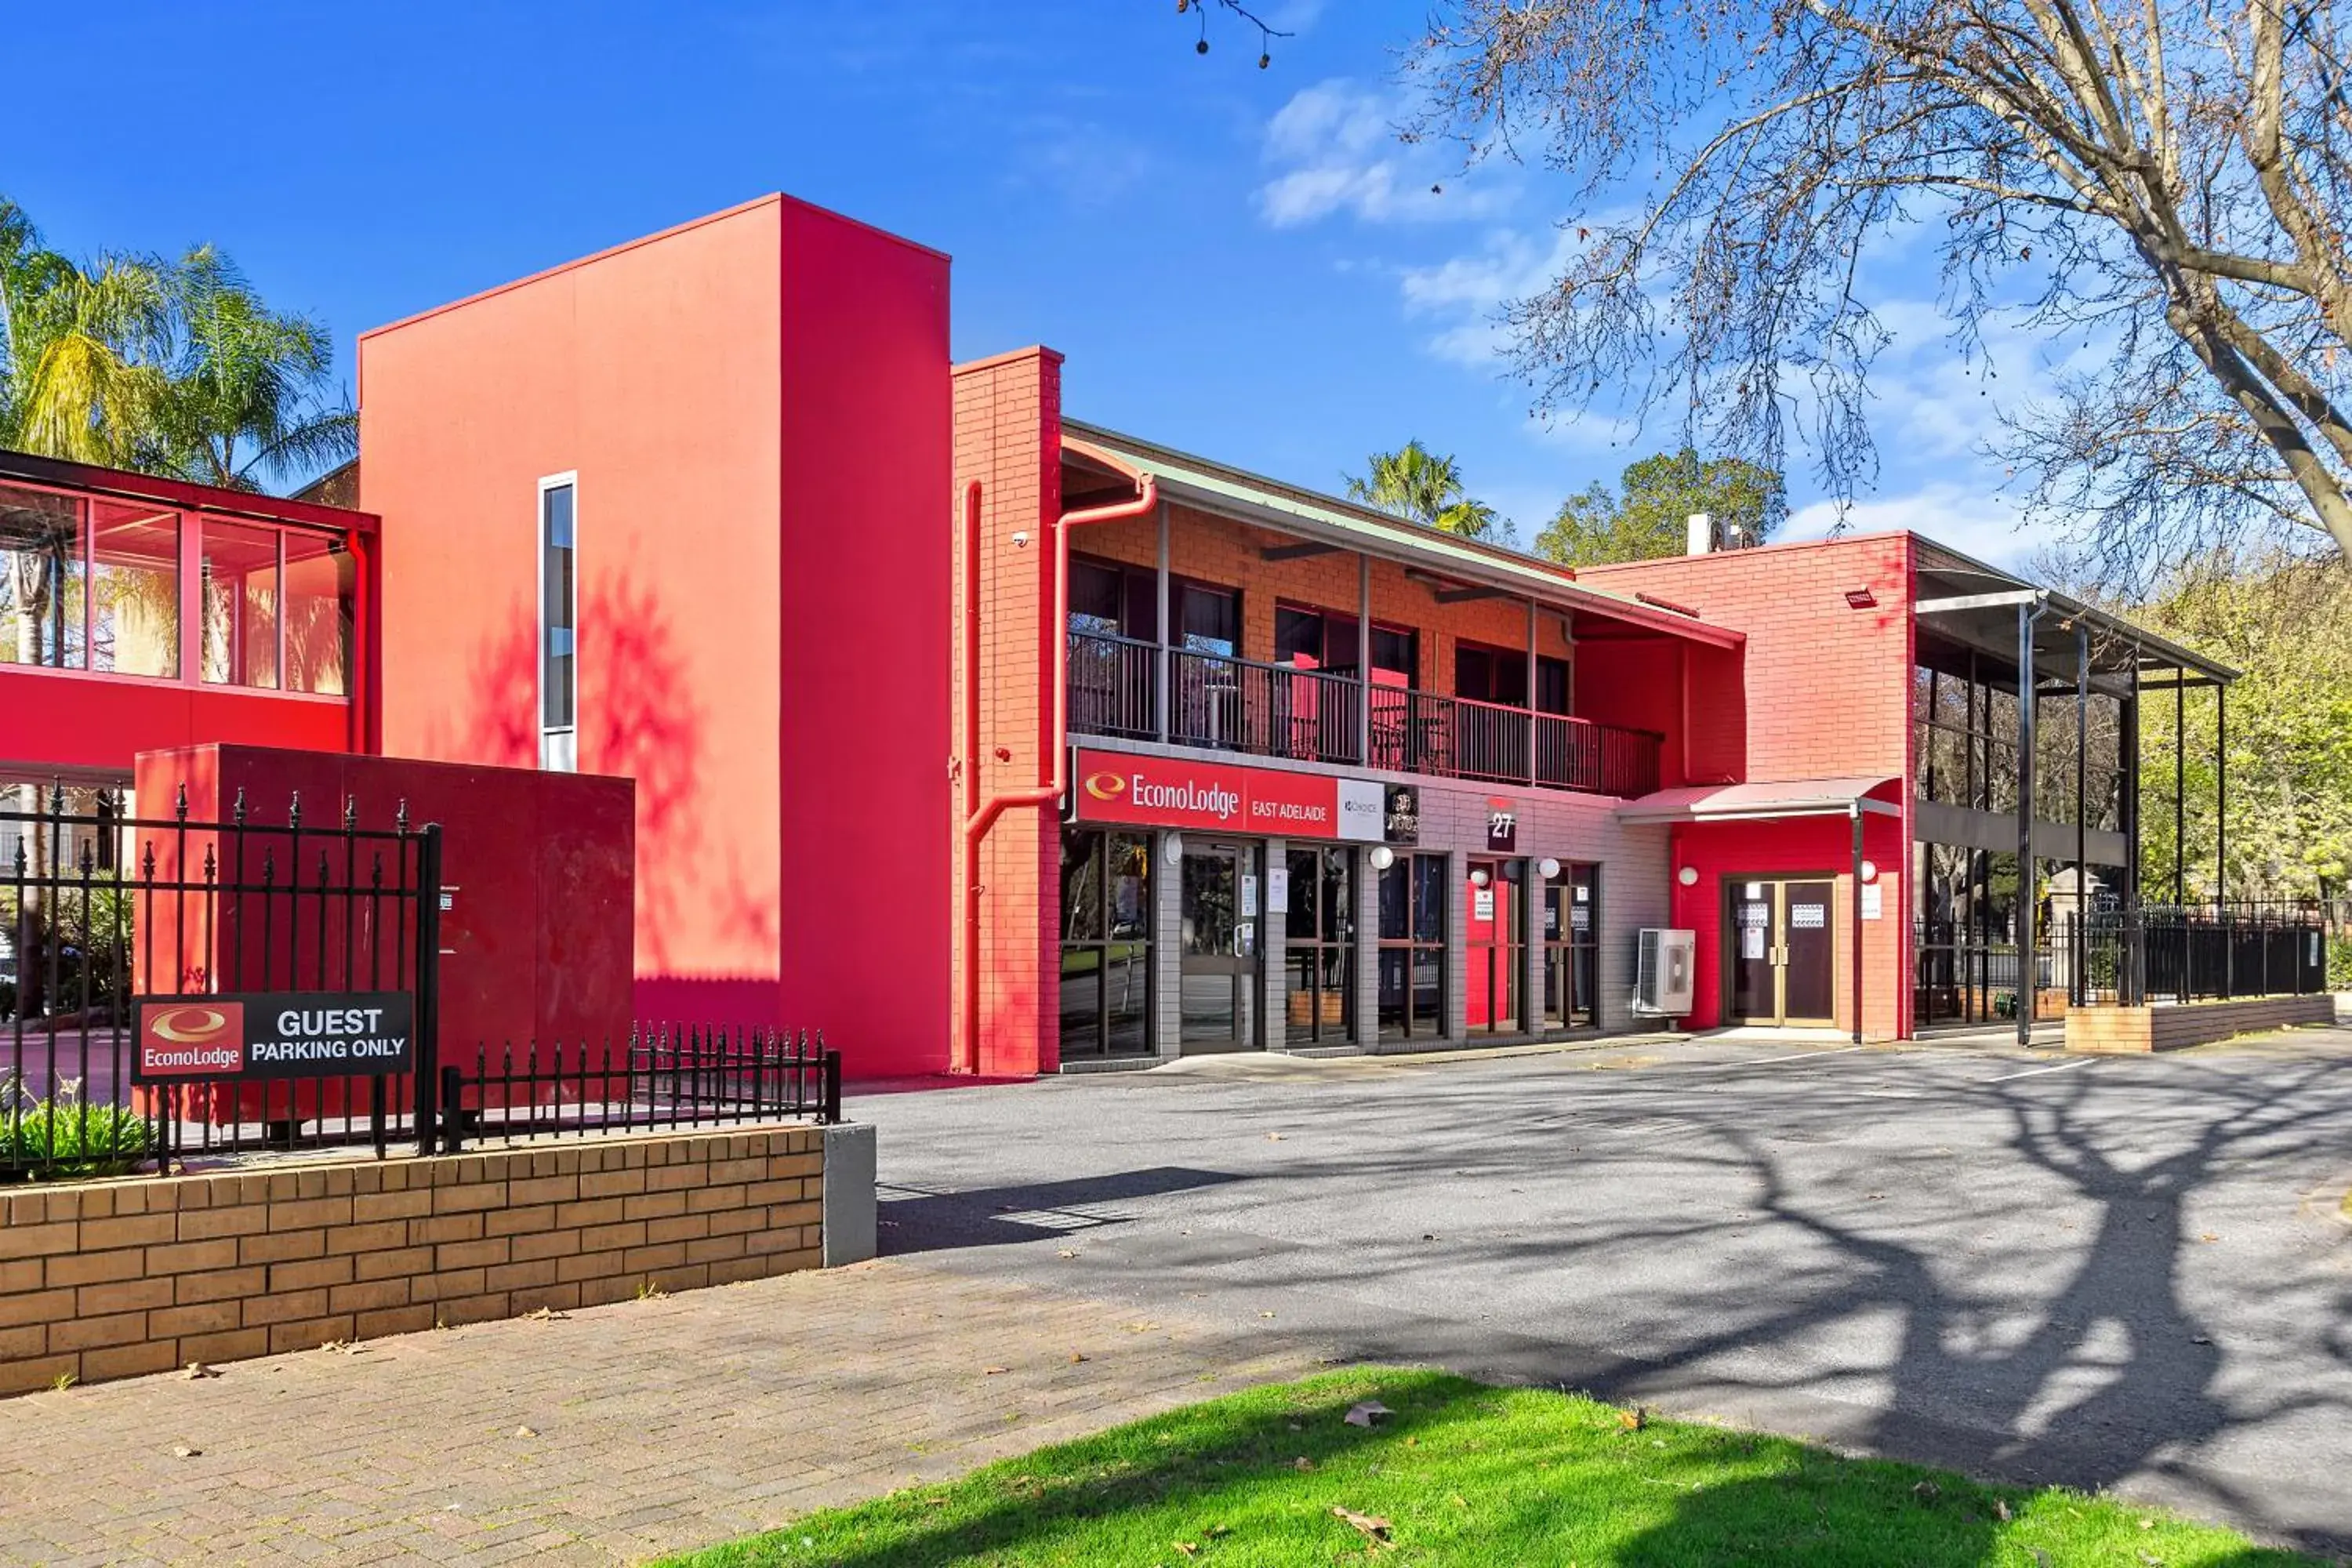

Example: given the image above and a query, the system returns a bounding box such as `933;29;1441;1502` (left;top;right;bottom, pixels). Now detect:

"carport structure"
1910;541;2241;1044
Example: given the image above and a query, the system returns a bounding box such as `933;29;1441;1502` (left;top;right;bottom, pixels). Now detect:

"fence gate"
2;784;441;1181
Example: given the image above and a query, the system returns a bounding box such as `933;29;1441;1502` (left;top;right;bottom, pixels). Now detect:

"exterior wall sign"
1266;866;1290;914
132;993;416;1083
1384;786;1420;845
1486;797;1519;853
1072;750;1385;842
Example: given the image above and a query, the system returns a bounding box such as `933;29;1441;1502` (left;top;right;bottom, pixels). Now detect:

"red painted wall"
1665;808;1908;1039
775;200;953;1076
1;673;350;778
359;195;952;1077
134;745;635;1072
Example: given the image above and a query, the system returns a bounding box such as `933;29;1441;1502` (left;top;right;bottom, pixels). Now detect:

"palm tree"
1346;440;1508;543
0;199;172;467
153;246;355;492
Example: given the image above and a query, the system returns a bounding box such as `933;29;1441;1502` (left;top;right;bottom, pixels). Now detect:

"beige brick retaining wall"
0;1126;824;1396
2066;994;2336;1053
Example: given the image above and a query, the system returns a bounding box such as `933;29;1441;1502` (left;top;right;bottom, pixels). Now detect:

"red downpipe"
956;452;1158;1074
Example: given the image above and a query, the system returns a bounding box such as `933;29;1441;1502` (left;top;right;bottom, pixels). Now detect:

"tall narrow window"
539;479;577;771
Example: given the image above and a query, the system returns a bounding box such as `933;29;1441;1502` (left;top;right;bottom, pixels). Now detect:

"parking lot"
855;1029;2352;1553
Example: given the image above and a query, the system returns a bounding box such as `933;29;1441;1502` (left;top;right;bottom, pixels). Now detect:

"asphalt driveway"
851;1029;2352;1555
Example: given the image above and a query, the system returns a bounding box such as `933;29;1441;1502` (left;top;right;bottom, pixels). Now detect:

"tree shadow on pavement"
876;1166;1243;1254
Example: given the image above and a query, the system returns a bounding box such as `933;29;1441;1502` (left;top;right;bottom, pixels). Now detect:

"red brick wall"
1582;535;1915;785
953;350;1064;1077
1590;534;1918;1035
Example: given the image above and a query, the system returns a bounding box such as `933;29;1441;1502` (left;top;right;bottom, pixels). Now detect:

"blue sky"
11;0;2037;561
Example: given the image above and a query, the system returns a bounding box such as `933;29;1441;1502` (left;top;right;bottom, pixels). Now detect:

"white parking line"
1984;1057;2096;1083
1628;1044;1875;1076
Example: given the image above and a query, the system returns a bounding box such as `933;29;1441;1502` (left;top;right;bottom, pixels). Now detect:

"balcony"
1069;630;1663;798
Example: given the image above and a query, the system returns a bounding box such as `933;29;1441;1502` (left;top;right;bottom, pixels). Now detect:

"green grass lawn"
667;1368;2318;1567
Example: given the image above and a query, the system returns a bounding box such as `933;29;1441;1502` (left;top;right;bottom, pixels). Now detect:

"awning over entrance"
1616;775;1903;824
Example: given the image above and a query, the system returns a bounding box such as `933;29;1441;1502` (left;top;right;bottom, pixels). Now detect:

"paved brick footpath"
0;1259;1317;1566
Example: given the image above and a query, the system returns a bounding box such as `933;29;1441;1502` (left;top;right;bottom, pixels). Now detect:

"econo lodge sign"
1072;750;1385;841
132;993;417;1083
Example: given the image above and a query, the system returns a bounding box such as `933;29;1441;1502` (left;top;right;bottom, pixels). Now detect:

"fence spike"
78;837;94;875
231;786;247;826
53;779;69;815
288;790;302;830
344;794;359;831
202;843;216;880
139;840;154;880
395;798;409;834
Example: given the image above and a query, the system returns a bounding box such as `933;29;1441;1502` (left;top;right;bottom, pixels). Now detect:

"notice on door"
132;993;416;1083
1743;928;1766;960
1473;887;1495;921
1791;903;1828;930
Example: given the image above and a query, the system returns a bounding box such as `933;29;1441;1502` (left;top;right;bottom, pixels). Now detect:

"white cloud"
1396;229;1574;365
1255;79;1511;227
1782;485;2051;567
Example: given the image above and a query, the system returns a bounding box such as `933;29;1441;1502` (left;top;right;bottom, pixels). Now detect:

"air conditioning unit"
1634;928;1697;1017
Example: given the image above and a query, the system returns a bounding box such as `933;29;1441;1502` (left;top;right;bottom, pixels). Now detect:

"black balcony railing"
1066;631;1663;799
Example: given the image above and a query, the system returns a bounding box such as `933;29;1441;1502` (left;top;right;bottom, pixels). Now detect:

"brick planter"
0;1126;826;1396
2065;995;2336;1054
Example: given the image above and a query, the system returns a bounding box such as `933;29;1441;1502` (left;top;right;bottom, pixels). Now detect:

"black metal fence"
4;785;840;1185
2081;902;2330;1006
1915;898;2332;1025
434;1024;840;1152
3;784;441;1181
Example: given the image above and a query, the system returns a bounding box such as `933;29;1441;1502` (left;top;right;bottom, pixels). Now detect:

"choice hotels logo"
137;1001;245;1077
1083;771;1129;801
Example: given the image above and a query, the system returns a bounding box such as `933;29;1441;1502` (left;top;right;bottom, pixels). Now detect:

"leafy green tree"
1535;448;1785;565
0;198;352;491
152;246;355;492
0;198;171;466
1347;440;1512;543
2135;554;2352;902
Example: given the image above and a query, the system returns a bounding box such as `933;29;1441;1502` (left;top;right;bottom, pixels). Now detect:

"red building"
5;194;2234;1077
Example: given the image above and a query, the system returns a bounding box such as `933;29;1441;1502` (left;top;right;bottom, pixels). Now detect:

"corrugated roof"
1062;421;1744;650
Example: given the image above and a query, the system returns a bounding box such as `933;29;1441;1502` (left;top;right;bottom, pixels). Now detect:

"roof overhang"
1910;541;2236;684
1061;421;1745;652
1617;775;1905;825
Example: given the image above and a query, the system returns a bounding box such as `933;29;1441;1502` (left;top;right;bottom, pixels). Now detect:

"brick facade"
0;1128;825;1396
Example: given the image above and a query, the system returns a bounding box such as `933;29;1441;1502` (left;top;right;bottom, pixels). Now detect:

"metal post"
2016;600;2039;1047
2122;648;2142;1004
1525;599;1539;785
1154;502;1171;745
2174;672;2186;906
1357;554;1373;768
1850;804;1865;1046
412;823;444;1157
2218;681;2230;996
2074;625;2088;1007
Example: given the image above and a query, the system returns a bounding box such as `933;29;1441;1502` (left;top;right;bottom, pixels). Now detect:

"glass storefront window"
0;485;85;668
1059;827;1153;1058
284;530;354;695
1377;852;1447;1039
201;519;281;688
89;503;178;678
1284;845;1354;1044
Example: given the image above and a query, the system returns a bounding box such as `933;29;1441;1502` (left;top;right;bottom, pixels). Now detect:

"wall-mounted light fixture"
1677;866;1700;887
1537;856;1562;880
1469;866;1493;888
1843;586;1878;608
1163;832;1184;866
1860;859;1880;884
1368;844;1396;871
1011;531;1033;549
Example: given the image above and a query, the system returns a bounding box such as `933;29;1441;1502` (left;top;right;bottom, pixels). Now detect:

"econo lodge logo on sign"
137;1002;247;1078
1070;750;1383;842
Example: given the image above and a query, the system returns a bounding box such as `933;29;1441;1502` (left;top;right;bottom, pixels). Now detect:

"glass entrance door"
1726;878;1838;1026
1179;840;1258;1052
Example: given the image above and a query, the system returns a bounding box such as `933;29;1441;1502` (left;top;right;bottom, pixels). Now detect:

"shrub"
2;1083;153;1179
